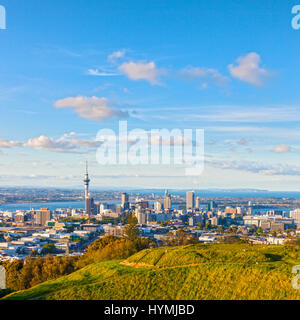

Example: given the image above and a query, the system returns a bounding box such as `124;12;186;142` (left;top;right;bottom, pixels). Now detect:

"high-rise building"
135;206;150;225
94;201;101;215
154;201;162;212
121;193;129;210
189;215;203;227
116;205;122;214
136;200;149;209
14;212;25;223
291;209;300;227
35;208;51;226
207;200;216;211
211;216;219;226
100;203;106;214
163;190;172;210
85;195;94;216
195;197;200;209
186;191;195;210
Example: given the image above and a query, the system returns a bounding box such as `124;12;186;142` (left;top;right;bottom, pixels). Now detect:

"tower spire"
84;161;90;199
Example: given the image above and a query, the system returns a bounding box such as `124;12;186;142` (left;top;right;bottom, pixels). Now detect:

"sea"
0;190;299;212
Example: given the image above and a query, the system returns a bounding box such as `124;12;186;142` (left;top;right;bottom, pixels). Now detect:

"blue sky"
1;0;300;190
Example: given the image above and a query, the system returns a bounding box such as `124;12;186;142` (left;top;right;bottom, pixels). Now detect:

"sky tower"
83;161;90;199
83;161;93;217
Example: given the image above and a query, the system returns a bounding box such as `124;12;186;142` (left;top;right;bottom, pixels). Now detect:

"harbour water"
0;201;86;211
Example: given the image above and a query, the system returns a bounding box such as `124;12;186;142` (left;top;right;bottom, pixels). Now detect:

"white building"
290;209;300;227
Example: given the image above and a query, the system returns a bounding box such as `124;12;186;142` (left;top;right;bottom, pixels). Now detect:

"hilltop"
2;243;300;300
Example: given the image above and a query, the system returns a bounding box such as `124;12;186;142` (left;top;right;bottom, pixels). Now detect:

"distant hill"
3;243;300;300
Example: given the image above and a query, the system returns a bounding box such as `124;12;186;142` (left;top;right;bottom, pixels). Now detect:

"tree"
204;221;211;231
196;222;204;230
123;212;139;241
256;227;263;235
165;229;199;246
248;225;257;234
229;226;238;234
217;226;224;234
286;238;300;245
42;242;59;255
218;235;245;244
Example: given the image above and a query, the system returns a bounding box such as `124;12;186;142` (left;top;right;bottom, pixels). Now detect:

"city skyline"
1;1;300;190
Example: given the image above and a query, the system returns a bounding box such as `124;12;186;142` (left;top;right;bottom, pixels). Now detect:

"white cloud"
208;159;300;176
108;50;126;62
27;135;74;152
179;67;229;88
228;52;271;86
272;145;292;153
149;135;191;146
87;69;119;77
27;135;103;153
61;132;78;139
54;96;128;122
0;139;23;148
189;106;298;123
236;138;249;146
119;61;164;85
68;138;103;148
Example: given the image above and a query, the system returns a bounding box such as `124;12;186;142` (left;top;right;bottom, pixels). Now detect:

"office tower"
154;201;162;212
290;209;300;227
121;192;130;210
195;197;200;209
136;200;149;209
85;195;94;216
225;207;237;214
94;202;101;215
116;205;122;214
208;200;216;211
35;208;51;226
135;206;150;225
186;191;195;210
211;216;219;226
189;215;203;227
14;212;25;223
163;190;172;210
136;207;146;225
100;203;106;214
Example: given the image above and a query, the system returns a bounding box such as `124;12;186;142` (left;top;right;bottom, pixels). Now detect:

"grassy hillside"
3;243;300;300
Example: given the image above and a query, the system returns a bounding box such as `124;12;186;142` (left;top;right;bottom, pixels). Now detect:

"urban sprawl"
1;166;300;262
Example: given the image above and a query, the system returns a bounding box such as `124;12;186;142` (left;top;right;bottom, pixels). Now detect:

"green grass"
3;243;300;300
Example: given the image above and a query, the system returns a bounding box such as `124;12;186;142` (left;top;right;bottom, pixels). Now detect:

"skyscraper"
154;201;162;212
186;191;195;210
121;192;129;210
163;190;171;210
195;197;200;209
291;209;300;228
208;200;216;211
35;208;51;226
85;195;94;216
135;206;147;225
